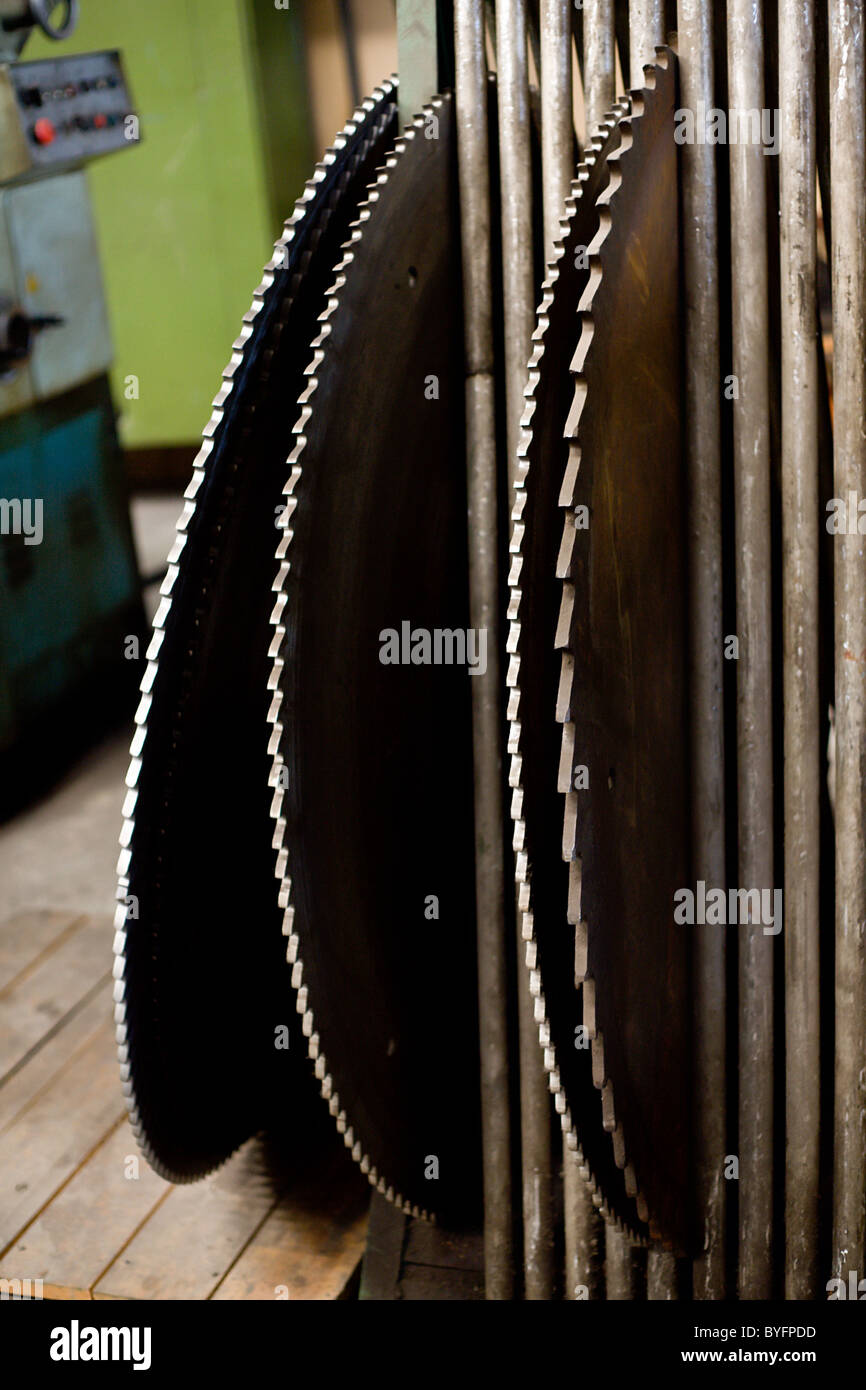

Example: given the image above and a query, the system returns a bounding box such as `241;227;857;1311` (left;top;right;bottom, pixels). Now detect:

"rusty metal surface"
676;0;727;1301
583;0;615;134
628;0;664;86
727;0;776;1300
556;49;691;1251
828;0;866;1287
779;0;821;1301
496;0;554;1302
454;0;515;1298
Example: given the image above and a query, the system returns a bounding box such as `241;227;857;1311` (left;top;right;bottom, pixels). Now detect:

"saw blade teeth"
507;687;520;722
506;653;520;688
152;597;171;631
521;911;533;944
556;653;574;724
505;621;520;656
562;790;577;861
508;753;522;789
263;94;457;1221
512;818;525;853
601;1082;616;1132
510;786;524;822
145;628;163;661
134;693;152;727
554;584;574;649
125;758;142;789
575;920;589;983
591;1036;606;1088
558;721;575;794
567;858;582;923
612;1123;627;1169
139;662;157;697
507;554;523;588
559;450;580;509
556;512;576;579
166;532;187;565
583;980;597;1038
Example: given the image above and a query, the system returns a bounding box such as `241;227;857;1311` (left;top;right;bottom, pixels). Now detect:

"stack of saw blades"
116;80;480;1222
117;50;693;1261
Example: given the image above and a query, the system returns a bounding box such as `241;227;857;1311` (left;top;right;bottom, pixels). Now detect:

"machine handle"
26;1;79;40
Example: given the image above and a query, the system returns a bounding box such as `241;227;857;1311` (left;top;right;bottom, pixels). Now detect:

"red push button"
93;113;107;129
33;118;56;145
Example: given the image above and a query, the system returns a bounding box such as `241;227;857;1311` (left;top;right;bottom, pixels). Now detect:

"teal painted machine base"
0;375;145;817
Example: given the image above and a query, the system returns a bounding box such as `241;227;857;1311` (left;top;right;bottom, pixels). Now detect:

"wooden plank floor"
0;909;368;1300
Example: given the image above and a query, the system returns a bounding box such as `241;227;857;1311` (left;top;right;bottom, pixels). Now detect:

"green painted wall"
27;0;312;447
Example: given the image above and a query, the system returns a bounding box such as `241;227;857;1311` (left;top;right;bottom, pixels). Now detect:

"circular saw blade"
268;93;481;1222
508;100;646;1237
554;49;691;1250
115;83;399;1182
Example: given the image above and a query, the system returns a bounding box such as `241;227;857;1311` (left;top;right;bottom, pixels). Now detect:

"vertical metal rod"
540;0;574;261
728;0;775;1300
779;0;820;1301
397;0;439;125
583;0;616;134
677;0;727;1302
647;1249;678;1300
454;0;514;1300
829;0;866;1286
563;1146;603;1297
604;1225;639;1299
627;0;663;87
496;0;554;1300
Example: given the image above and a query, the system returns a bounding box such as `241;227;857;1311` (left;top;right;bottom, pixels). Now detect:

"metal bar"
604;1225;640;1299
829;0;866;1287
677;0;726;1302
647;1249;678;1300
540;0;573;262
495;0;554;1300
337;0;362;109
397;0;439;125
779;0;820;1301
583;0;616;135
627;0;663;87
728;0;775;1300
454;0;514;1301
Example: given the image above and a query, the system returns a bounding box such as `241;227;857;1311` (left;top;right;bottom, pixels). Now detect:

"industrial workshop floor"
0;496;367;1300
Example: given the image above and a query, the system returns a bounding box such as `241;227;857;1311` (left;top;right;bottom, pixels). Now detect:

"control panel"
4;49;138;174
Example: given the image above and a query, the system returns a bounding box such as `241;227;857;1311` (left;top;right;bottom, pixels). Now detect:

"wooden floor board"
0;910;85;996
0;914;113;1083
0;909;374;1300
0;1016;124;1254
212;1152;368;1301
0;985;113;1137
4;1119;169;1300
93;1139;282;1301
